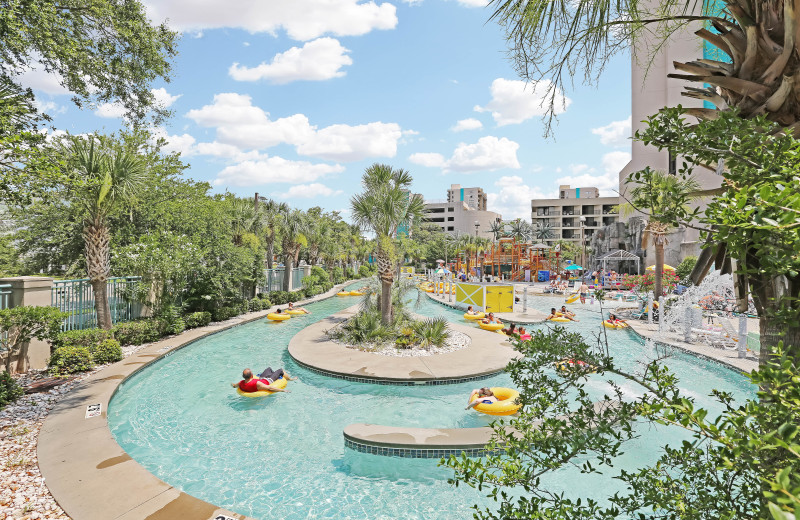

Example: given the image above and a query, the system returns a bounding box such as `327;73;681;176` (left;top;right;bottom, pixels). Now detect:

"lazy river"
108;285;756;519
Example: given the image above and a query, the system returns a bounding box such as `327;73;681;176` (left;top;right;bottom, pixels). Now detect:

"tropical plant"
64;135;148;329
0;371;24;409
280;209;309;291
412;317;450;349
489;219;505;241
486;0;800;131
619;168;700;298
351;163;425;325
509;219;532;243
533;221;555;241
0;306;67;373
258;199;288;269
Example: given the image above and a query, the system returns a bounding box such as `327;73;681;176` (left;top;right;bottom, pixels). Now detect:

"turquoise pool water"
108;287;756;519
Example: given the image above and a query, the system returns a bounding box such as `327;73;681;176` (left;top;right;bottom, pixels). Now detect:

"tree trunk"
283;255;293;291
654;240;664;299
84;218;112;330
758;313;800;366
267;233;275;269
376;248;394;325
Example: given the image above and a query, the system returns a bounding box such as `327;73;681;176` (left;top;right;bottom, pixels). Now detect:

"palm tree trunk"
376;248;394;325
84;218;113;330
654;240;665;299
266;232;275;269
283;255;294;291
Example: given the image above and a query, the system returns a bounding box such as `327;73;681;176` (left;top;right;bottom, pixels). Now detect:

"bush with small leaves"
90;339;123;365
269;291;289;305
213;306;239;322
49;345;95;375
358;265;370;278
184;311;212;329
51;328;110;351
0;371;24;409
111;320;161;346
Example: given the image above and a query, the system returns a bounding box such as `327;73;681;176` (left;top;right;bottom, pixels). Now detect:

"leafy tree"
258;199;288;269
64;134;148;330
619;168;700;297
351;164;425;325
487;0;800;130
0;0;178;204
1;306;67;373
280;209;308;291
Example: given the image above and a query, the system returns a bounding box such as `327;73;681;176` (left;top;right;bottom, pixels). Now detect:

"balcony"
581;209;601;215
535;210;561;216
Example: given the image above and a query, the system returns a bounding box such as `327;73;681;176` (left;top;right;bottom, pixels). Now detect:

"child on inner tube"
466;387;498;410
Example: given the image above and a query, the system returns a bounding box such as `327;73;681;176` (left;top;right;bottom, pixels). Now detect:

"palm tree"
533;221;555;241
619;168;700;298
258;199;288;269
66;135;147;330
509;219;532;243
228;196;257;246
279;209;309;291
351;163;425;325
489;220;505;241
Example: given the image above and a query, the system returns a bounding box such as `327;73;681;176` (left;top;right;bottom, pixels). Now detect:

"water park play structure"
453;237;559;282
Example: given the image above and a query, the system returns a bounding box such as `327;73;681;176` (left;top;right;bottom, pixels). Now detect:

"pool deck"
37;281;365;520
288;305;520;383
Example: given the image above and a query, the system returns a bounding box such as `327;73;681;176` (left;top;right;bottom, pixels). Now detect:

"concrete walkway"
288;306;520;383
37;281;362;520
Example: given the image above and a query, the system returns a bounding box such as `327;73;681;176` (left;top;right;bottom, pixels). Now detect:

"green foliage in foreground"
0;306;67;373
0;371;24;409
445;327;800;519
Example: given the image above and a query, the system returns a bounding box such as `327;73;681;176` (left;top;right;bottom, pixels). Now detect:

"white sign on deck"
214;516;236;520
85;403;102;419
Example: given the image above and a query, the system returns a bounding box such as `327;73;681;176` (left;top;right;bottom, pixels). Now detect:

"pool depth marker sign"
85;403;102;419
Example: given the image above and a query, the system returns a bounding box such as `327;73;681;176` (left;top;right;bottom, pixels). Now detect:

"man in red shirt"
232;367;296;393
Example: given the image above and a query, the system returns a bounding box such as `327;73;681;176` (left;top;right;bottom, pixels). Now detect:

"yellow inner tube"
285;309;306;315
556;360;597;373
236;377;288;397
548;317;571;322
469;387;521;416
463;312;485;320
479;322;504;331
565;294;579;304
336;291;350;296
603;321;628;329
349;291;364;296
267;313;290;321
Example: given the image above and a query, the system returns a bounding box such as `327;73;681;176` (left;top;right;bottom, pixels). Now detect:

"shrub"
269;291;289;305
345;267;356;279
331;267;345;284
213;306;239;322
49;345;94;375
287;291;302;303
111;320;161;346
158;305;185;336
358;265;371;278
412;317;450;349
51;328;109;350
0;371;24;409
676;256;698;283
90;339;123;365
184;311;212;329
311;266;329;282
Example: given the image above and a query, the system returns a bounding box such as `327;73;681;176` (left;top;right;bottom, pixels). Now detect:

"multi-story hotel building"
530;185;619;245
424;185;500;240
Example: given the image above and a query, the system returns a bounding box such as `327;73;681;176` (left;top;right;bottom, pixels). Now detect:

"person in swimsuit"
546;307;560;321
466;387;498;410
501;323;517;337
288;302;310;314
607;313;626;325
559;305;579;321
466;305;479;315
481;312;502;325
579;282;589;304
232;367;297;394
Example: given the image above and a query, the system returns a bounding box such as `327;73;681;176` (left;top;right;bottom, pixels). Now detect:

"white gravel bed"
0;338;158;520
328;329;471;357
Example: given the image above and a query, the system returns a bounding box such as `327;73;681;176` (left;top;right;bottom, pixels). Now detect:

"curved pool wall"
108;288;757;520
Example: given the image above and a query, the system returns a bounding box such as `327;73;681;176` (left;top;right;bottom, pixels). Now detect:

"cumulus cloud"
33;99;66;115
410;136;520;173
556;151;631;195
96;88;181;119
456;0;488;6
408;152;446;168
229;38;352;84
213;157;344;187
143;0;397;41
475;78;571;126
95;102;128;119
487;176;554;220
17;65;70;96
451;118;483;132
187;93;402;161
277;183;343;199
151;87;182;108
591;116;632;148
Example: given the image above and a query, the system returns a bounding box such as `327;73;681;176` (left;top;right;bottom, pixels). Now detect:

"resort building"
446;184;488;211
530;185;620;245
424;185;500;240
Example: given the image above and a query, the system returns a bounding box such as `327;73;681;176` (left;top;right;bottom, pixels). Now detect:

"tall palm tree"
279;209;309;291
533;221;555;241
258;199;288;269
351;163;425;325
67;135;147;330
509;219;532;243
228;196;257;246
489;220;505;241
619;168;700;298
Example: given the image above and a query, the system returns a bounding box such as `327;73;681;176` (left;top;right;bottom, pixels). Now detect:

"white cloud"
151;87;182;108
229;38;352;84
446;136;520;172
456;0;488;6
96;88;180;119
556;151;631;196
149;127;197;156
475;78;571;126
451;118;483;132
186;93;402;161
33;99;66;115
17;65;70;96
213;157;344;187
591;116;631;148
410;136;520;173
487;176;553;220
143;0;397;41
408;152;446;168
95;102;128;119
277;183;343;199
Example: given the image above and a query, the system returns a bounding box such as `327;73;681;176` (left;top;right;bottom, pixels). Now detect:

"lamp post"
474;221;480;281
474;220;480;238
579;216;586;269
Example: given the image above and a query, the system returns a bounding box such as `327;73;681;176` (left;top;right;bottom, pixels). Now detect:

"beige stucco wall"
1;276;55;372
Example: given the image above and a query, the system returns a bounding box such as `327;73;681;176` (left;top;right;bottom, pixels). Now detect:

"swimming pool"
108;287;755;519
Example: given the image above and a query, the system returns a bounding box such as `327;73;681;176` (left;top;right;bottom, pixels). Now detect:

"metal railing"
292;267;304;290
261;268;285;293
51;277;142;331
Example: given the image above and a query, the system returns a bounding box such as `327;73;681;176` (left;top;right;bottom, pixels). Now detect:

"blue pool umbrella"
565;264;583;270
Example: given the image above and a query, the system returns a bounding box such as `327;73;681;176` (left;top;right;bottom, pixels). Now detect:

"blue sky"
21;0;632;221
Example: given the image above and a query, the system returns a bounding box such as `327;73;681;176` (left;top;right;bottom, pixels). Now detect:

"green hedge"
49;345;94;375
90;339;123;365
51;328;110;350
0;372;24;409
111;320;161;346
184;311;212;329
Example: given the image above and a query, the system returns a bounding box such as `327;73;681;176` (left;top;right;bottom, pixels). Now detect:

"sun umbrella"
646;264;676;272
565;264;583;270
435;267;451;275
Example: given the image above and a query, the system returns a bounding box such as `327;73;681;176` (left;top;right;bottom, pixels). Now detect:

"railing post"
0;276;55;371
738;315;748;358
